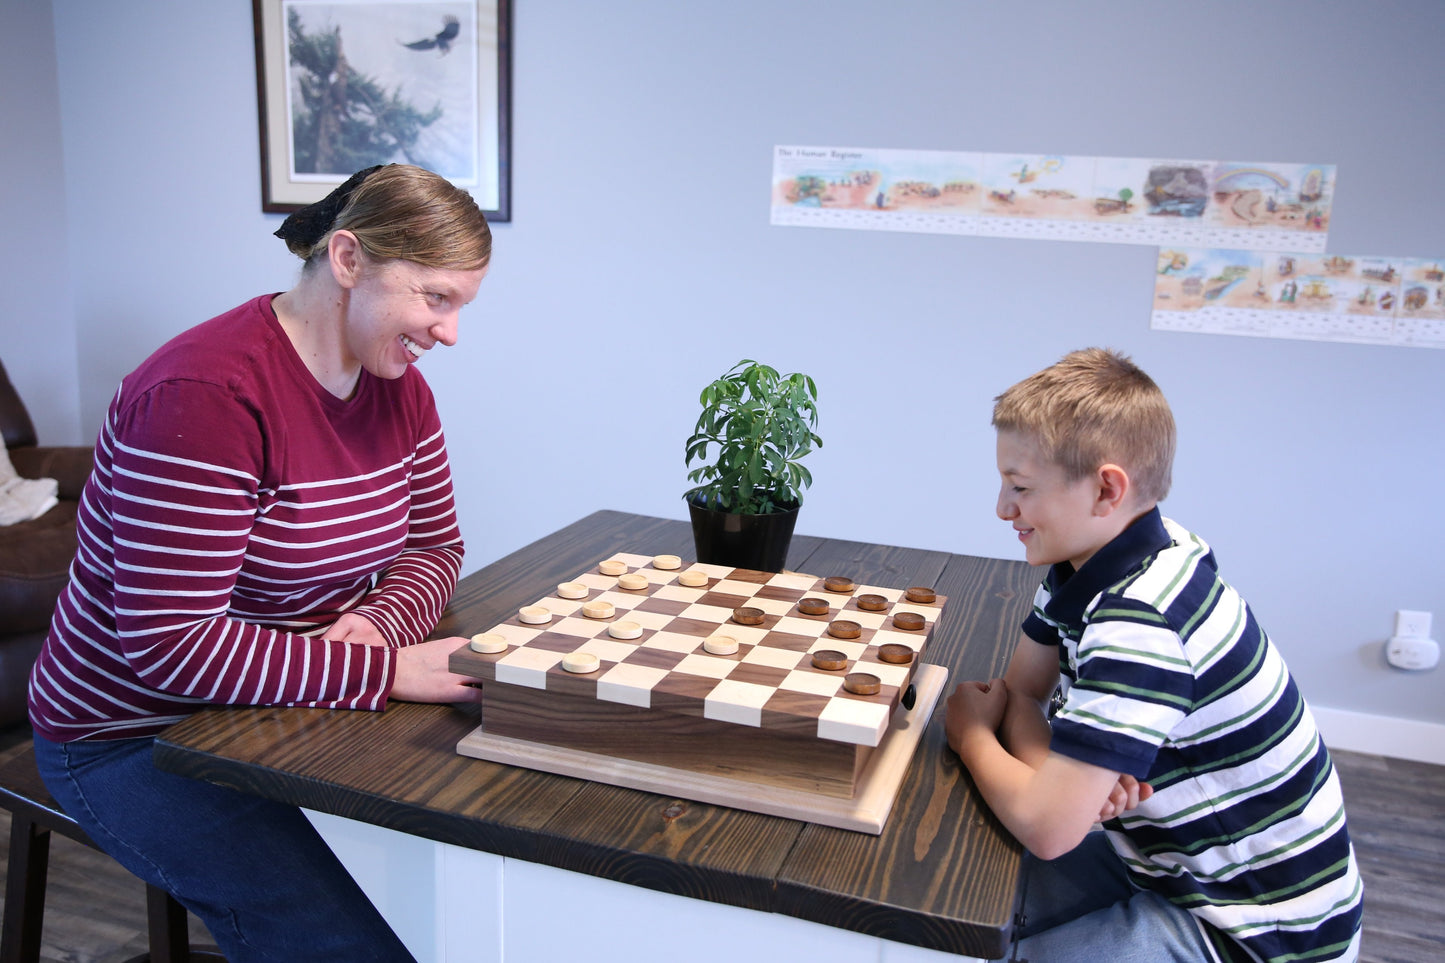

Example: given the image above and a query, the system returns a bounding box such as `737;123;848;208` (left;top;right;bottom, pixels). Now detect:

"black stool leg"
145;885;191;963
1;813;52;963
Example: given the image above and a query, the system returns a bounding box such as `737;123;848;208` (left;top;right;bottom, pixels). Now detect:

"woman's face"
342;256;487;380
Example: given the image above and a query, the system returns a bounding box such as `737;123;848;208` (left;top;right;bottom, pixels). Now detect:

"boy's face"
995;430;1114;570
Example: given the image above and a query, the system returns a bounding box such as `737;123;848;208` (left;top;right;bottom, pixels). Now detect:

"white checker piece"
597;662;670;708
818;699;891;747
705;679;776;727
495;646;564;689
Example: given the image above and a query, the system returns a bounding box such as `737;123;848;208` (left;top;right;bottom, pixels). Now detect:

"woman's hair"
280;165;491;272
992;347;1176;504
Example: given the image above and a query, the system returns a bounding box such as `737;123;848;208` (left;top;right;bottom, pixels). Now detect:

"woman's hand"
326;612;389;647
389;637;485;705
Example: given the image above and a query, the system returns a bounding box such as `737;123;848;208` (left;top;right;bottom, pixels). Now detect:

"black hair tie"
274;165;386;251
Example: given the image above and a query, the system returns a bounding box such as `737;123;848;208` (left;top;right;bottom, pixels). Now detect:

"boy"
945;348;1362;963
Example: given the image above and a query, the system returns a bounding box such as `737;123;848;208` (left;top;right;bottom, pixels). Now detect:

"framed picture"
253;0;511;221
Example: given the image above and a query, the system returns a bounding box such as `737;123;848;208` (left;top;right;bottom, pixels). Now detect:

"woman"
28;164;489;962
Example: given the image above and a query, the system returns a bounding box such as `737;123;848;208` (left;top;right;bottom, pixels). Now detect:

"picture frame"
252;0;511;221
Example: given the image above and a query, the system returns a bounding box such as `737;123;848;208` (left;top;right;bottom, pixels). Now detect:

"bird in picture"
401;15;461;55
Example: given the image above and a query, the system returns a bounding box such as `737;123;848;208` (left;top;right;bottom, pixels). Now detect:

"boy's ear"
1094;463;1132;516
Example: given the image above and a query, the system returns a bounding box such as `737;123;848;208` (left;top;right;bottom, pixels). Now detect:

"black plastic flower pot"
687;497;800;573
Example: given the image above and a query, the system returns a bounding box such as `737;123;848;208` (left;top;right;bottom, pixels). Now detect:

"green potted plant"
683;359;822;572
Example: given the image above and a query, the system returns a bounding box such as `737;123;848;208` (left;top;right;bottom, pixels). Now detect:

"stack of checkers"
451;552;946;748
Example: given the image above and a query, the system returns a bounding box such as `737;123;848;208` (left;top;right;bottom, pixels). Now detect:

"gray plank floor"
2;734;1440;962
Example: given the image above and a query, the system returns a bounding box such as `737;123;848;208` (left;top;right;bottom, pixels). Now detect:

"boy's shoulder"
1098;515;1222;618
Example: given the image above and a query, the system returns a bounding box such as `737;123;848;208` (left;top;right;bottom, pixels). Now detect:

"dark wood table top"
154;510;1040;959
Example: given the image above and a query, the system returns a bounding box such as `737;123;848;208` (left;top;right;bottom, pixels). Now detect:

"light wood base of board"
457;663;948;834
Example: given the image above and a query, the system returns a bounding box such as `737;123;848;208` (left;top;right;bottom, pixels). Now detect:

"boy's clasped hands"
947;677;1152;823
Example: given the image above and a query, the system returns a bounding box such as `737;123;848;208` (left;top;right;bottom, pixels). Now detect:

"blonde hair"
289;165;491;271
992;347;1175;504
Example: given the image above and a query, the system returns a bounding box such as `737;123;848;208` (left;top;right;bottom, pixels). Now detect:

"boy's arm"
946;680;1121;860
997;633;1058;767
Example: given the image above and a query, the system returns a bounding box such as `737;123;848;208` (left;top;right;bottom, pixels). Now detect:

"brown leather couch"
0;360;93;730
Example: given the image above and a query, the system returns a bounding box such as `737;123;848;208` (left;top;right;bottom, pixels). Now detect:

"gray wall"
1;0;79;442
6;0;1442;726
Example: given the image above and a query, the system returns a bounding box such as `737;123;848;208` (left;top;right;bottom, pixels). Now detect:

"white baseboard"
1312;706;1445;765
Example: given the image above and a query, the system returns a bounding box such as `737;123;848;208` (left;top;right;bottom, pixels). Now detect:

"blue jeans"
1012;831;1214;963
33;733;415;963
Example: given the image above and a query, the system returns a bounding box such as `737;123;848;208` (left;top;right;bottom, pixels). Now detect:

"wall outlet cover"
1386;636;1440;671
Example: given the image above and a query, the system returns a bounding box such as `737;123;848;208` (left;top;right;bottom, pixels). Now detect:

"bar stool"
0;742;225;963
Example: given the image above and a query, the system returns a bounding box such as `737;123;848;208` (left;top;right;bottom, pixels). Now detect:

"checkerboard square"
495;646;564;689
679;603;743;625
623;608;678;631
536;596;585;617
768;572;818;593
818;699;891;747
576;637;639;663
807;638;867;661
643;631;706;654
728;662;789;689
705;679;775;727
745;596;798;617
742;644;808;671
597;662;670;707
549;616;610;639
773;615;826;636
779;669;843;697
651;584;705;604
711;578;764;598
847;610;889;631
492;623;544;645
673;652;740;680
575;573;615;591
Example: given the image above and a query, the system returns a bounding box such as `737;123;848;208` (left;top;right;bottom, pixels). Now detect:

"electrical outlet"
1394;610;1433;640
1386;636;1440;671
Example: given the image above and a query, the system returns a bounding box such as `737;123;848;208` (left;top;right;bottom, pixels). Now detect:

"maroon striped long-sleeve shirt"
29;295;464;741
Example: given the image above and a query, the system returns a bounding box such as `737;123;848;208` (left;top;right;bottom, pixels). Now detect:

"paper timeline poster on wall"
770;146;1334;252
1152;249;1445;349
